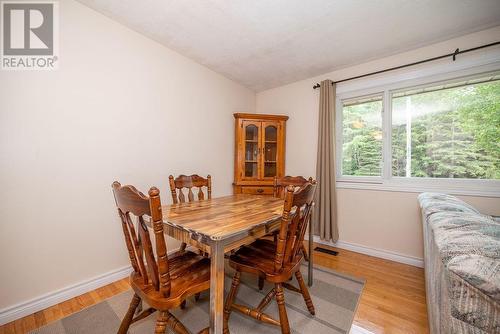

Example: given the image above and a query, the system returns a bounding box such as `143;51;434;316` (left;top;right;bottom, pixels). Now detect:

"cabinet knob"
257;188;264;193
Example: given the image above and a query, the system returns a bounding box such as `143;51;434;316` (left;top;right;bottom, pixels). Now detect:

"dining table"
160;193;314;334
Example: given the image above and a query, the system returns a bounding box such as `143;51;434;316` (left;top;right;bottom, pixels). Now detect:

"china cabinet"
233;113;288;195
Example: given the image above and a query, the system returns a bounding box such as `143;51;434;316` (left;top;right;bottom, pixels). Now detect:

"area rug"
31;264;365;334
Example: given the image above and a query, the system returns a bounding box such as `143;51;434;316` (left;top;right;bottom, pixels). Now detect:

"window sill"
336;179;500;198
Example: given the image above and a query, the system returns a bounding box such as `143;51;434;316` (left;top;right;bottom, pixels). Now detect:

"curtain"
313;80;339;242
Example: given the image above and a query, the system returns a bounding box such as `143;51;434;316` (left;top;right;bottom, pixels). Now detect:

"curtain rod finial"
313;82;334;89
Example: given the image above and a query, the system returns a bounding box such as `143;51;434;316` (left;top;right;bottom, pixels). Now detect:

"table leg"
308;221;313;287
209;242;224;334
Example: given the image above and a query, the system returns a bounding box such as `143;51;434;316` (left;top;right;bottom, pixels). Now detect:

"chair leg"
180;300;187;309
224;271;241;334
308;221;314;287
179;242;187;252
275;283;290;334
301;244;309;262
155;311;190;334
135;299;143;315
118;293;141;334
295;271;315;315
194;292;201;301
154;311;168;334
165;311;190;334
258;277;264;290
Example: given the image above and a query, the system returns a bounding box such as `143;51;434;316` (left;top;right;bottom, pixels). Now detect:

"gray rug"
31;265;364;334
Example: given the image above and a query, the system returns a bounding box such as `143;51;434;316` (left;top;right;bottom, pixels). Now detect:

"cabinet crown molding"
234;113;289;121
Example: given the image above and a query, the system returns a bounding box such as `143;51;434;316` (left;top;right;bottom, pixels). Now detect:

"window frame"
335;66;500;197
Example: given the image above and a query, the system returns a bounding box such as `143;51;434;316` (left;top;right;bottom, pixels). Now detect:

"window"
337;70;500;195
391;79;500;180
341;95;383;176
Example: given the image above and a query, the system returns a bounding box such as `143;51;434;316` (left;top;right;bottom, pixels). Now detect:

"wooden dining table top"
161;194;284;241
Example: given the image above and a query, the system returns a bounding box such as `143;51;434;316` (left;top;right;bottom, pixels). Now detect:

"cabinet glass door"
243;122;260;179
262;122;278;178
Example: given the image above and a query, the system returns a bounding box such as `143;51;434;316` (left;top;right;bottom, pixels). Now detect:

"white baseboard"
0;265;132;326
309;236;424;268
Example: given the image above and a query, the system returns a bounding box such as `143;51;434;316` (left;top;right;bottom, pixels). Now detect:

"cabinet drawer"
241;186;273;195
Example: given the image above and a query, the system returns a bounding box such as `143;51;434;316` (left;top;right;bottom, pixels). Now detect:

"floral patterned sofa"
418;193;500;334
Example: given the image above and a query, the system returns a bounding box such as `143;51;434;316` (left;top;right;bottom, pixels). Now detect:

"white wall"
257;27;500;262
0;0;254;312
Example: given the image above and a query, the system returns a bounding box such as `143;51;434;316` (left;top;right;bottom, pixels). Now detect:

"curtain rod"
312;41;500;89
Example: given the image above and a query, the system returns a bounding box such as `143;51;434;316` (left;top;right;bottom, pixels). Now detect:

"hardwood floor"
314;243;429;334
0;243;428;334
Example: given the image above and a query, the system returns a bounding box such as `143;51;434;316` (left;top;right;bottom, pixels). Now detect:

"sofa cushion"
418;192;480;218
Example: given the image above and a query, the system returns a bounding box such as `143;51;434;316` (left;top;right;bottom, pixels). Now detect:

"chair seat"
229;239;303;282
130;250;210;309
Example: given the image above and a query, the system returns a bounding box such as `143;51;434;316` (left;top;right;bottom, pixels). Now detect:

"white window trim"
335;61;500;198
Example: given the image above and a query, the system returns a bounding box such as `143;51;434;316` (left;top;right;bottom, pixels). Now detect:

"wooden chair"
112;181;210;334
224;181;317;334
251;176;314;291
168;174;212;252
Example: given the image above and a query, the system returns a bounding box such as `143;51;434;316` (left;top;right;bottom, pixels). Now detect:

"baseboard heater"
314;247;338;256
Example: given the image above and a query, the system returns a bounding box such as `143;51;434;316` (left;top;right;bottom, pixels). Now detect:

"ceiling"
77;0;500;91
